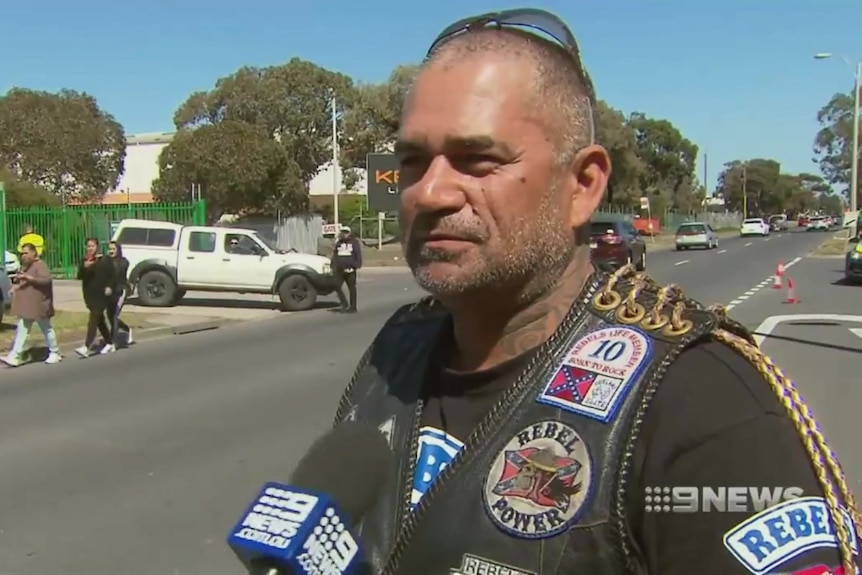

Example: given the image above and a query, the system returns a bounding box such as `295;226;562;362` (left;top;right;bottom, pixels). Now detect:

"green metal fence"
0;199;206;278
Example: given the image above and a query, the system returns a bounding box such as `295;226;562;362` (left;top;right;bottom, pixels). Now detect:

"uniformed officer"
334;9;861;575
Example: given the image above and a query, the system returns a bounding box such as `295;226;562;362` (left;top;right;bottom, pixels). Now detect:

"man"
2;243;61;366
333;9;860;575
17;223;45;256
331;226;362;313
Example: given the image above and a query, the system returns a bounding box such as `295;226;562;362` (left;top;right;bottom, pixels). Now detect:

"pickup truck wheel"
279;275;317;312
137;270;177;307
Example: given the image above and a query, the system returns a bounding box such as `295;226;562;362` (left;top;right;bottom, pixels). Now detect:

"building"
104;131;368;204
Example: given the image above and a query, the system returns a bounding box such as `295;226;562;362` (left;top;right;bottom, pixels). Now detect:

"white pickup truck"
110;219;335;311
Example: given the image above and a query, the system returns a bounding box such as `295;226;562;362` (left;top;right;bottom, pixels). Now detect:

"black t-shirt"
413;324;850;575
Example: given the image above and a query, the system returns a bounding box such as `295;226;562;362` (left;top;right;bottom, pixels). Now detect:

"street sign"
366;153;400;213
639;197;649;210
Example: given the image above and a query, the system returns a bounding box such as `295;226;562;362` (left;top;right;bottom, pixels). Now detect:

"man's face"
20;247;35;265
397;54;576;298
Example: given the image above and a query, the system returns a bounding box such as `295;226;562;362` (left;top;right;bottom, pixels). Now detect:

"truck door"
177;228;226;287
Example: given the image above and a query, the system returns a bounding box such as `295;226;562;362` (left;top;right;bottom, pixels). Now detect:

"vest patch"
450;553;536;575
483;420;593;539
537;326;652;423
412;426;465;508
723;496;859;575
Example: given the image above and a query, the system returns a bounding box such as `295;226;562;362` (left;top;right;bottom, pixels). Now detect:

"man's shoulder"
385;296;448;326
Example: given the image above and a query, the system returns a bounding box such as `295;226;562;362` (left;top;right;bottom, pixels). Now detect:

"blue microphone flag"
227;482;362;575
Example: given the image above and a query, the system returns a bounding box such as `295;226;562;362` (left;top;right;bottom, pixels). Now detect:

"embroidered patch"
723;496;859;575
450;553;536;575
792;565;845;575
377;416;395;446
412;426;465;508
483;420;593;539
537;326;652;422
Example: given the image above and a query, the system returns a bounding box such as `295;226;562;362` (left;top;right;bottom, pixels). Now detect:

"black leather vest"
333;273;745;575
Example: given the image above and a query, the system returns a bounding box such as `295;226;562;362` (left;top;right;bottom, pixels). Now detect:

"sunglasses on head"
426;8;596;104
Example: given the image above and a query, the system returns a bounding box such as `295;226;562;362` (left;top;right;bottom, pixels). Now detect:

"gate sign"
367;153;401;213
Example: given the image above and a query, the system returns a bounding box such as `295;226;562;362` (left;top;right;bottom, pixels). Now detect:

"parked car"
768;214;788;232
798;215;810;227
845;242;862;284
740;218;770;237
4;250;19;274
589;220;646;271
675;222;719;250
111;219;335;311
805;216;830;232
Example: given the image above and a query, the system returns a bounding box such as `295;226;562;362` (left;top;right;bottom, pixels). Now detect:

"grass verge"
811;237;850;256
0;310;159;348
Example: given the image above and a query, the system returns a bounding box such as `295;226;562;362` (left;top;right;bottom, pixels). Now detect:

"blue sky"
2;0;860;193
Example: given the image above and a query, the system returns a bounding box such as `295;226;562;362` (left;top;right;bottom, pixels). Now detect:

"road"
0;228;854;574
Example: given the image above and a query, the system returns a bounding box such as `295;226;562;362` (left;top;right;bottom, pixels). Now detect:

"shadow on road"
127;297;341;311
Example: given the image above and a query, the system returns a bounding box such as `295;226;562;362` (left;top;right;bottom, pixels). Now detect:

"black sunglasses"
426;8;596;103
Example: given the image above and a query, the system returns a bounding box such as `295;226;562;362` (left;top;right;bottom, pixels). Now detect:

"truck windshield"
252;233;283;254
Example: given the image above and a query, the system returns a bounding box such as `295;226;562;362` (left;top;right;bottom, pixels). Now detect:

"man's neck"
446;249;593;371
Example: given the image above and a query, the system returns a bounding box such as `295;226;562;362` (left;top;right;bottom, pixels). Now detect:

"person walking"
331;226;362;313
105;241;133;346
75;238;116;357
1;243;61;366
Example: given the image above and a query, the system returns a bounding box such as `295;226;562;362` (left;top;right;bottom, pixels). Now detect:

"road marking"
744;242;752;247
717;249;727;254
752;314;862;347
674;260;689;266
851;328;862;341
723;256;802;312
764;238;771;242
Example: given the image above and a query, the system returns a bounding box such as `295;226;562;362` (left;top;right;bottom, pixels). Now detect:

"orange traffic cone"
773;260;785;289
782;277;799;304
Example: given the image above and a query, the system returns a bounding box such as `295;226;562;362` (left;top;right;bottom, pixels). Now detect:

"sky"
2;0;860;194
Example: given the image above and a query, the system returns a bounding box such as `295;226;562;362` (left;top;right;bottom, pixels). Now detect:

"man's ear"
567;144;611;230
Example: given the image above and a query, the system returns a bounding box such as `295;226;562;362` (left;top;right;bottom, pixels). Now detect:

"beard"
405;187;575;303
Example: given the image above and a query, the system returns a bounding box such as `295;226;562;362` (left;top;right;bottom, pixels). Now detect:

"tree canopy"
1;53;851;217
0;88;125;203
813;89;859;208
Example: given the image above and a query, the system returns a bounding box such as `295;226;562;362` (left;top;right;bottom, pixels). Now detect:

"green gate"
0;192;206;278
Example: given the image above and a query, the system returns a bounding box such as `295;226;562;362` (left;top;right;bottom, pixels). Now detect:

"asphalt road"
0;228;850;574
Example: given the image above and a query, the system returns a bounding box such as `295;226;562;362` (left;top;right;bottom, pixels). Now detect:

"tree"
813;90;858;205
152;121;302;219
340;64;419;189
594;100;644;208
627;113;700;213
0;168;59;207
716;159;812;216
0;88;126;202
169;58;355;212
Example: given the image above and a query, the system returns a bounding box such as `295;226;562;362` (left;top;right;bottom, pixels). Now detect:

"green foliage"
813;91;857;205
715;159;839;217
0;168;60;207
0;88;125;202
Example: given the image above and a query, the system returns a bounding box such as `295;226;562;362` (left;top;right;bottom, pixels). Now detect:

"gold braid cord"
595;264;861;575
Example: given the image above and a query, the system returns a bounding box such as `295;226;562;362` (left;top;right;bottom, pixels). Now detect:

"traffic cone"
782;277;799;304
773;260;785;289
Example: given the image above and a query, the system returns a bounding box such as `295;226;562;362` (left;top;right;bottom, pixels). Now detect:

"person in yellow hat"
17;224;44;257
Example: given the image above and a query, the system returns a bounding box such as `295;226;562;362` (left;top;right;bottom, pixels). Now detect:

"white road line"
720;256;804;312
753;314;862;347
851;328;862;340
744;242;752;247
717;249;727;254
674;260;689;266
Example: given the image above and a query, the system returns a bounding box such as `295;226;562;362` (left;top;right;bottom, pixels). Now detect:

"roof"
126;132;175;146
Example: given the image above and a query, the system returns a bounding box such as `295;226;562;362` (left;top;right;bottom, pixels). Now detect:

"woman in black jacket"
106;241;133;346
75;238;116;357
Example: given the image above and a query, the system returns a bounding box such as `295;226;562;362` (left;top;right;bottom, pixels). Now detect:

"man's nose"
408;156;468;214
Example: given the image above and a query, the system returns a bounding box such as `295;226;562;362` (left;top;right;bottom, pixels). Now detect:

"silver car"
675;222;719;250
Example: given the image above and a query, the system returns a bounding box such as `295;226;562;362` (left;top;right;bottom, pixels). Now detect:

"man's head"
229;237;239;249
339;226;351;239
20;243;37;265
397;24;610;304
23;224;33;234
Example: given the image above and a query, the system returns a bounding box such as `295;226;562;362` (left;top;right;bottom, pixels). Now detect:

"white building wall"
111;131;368;198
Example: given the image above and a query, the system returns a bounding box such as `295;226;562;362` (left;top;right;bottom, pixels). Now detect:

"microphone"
227;422;392;575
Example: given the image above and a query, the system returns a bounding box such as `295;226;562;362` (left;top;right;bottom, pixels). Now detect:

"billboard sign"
366;153;400;213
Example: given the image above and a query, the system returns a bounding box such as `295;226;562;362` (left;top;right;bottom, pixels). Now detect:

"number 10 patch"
536;326;652;423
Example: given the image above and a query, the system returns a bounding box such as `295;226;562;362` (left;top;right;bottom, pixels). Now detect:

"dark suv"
589;220;647;272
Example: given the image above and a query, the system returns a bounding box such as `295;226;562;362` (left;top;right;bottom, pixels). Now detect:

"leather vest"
332;271;755;575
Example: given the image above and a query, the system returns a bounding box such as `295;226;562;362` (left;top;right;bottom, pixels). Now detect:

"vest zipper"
381;278;601;575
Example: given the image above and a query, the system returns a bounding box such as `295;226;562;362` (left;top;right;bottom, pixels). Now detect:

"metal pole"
851;63;860;238
742;164;747;219
331;95;340;230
